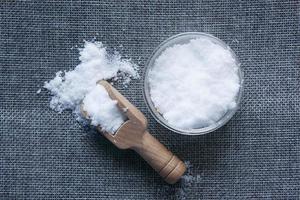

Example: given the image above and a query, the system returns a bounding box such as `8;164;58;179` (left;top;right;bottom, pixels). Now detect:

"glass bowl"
143;32;243;135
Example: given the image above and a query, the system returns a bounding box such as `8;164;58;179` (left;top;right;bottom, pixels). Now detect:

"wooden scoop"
81;80;186;184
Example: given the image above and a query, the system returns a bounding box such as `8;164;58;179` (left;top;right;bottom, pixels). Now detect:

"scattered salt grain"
148;38;240;130
36;89;41;94
44;41;139;132
176;161;202;199
158;161;202;200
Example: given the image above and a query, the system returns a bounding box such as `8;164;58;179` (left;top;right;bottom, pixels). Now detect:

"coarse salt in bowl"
143;32;243;135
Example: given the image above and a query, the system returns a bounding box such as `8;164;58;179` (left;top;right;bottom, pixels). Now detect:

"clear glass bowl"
143;32;244;135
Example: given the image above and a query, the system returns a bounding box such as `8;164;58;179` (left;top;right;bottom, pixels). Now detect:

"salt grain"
44;41;138;132
148;38;240;130
82;84;126;133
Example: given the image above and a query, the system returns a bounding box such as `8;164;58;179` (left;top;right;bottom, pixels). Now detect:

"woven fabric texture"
0;1;299;199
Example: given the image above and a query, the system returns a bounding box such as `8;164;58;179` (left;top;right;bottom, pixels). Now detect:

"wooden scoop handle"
132;131;186;184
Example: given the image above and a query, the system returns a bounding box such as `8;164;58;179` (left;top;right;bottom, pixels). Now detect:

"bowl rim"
143;32;244;135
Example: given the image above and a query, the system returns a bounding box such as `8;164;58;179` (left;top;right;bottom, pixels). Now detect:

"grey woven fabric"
1;0;299;199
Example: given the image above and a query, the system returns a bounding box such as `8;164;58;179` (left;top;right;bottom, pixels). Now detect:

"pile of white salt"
148;38;240;130
82;84;126;133
44;41;138;133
